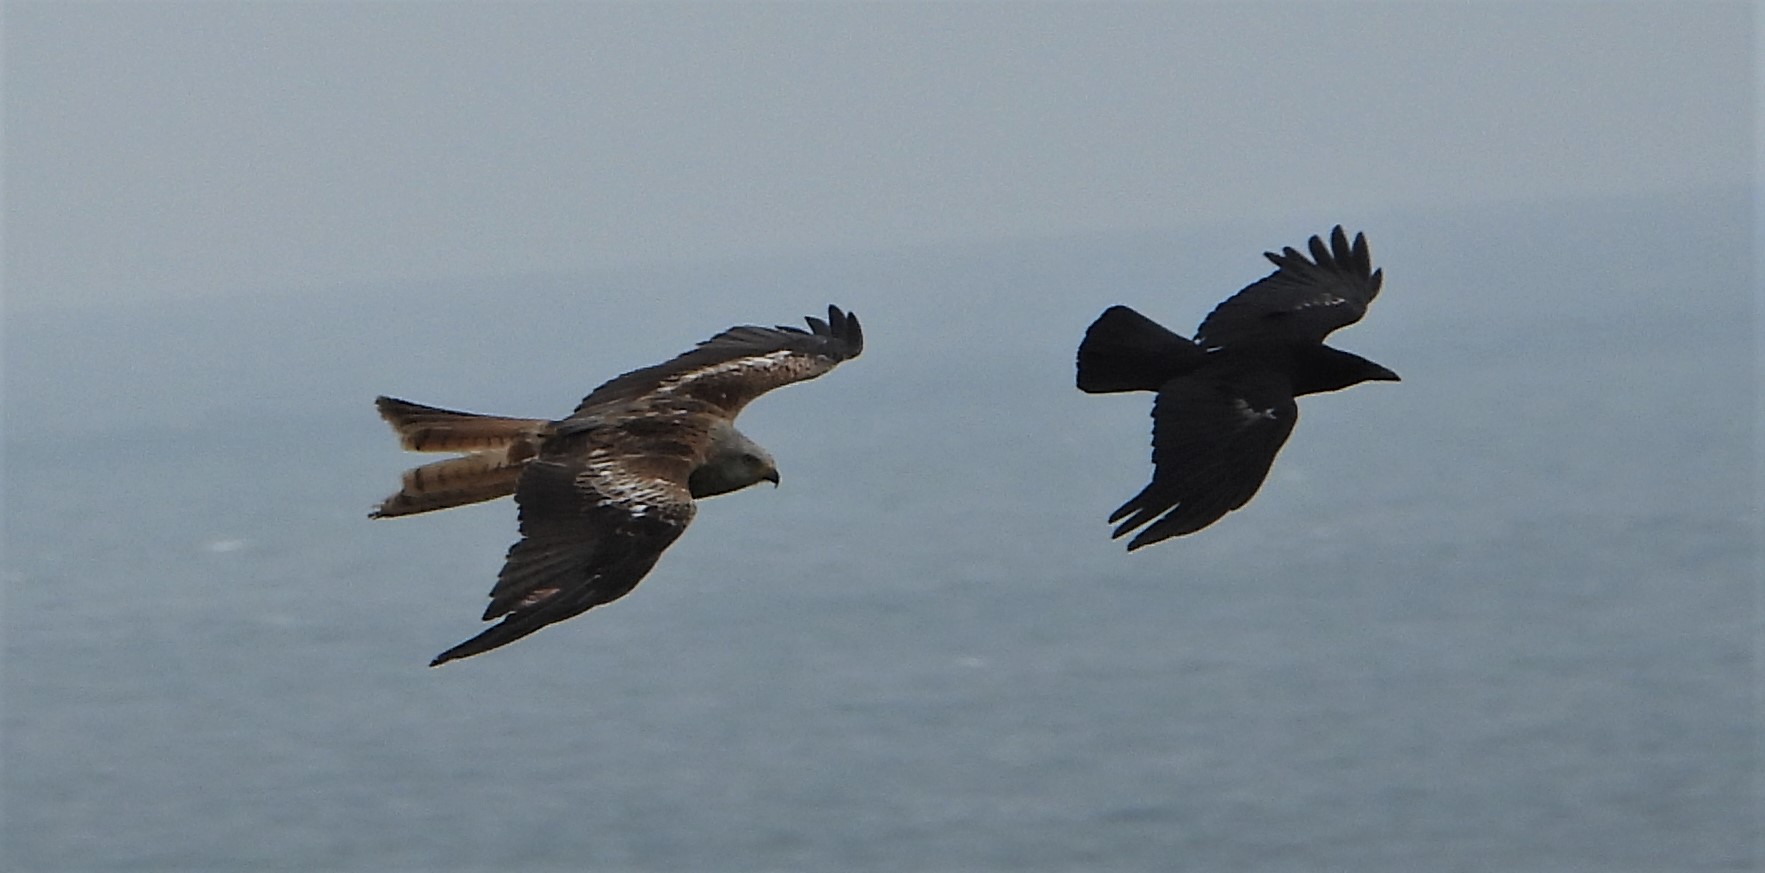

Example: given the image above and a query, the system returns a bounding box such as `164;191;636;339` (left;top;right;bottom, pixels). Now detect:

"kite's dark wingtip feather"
786;306;861;358
834;305;863;357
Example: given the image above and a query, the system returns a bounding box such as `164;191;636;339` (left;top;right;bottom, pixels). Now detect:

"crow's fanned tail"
1076;305;1204;394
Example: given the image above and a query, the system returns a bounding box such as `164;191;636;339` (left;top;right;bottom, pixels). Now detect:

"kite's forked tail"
371;396;550;518
1076;305;1205;394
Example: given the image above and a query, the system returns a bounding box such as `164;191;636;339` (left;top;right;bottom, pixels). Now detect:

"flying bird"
1076;227;1397;550
373;305;863;665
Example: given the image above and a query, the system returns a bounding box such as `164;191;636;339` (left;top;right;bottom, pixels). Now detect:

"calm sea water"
3;204;1756;871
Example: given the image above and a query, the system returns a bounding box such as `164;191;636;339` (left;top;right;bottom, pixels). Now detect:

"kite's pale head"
688;423;779;498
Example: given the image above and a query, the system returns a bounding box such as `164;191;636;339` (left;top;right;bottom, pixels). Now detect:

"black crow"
1076;227;1397;550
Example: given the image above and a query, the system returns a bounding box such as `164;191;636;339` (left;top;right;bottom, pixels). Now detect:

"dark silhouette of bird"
1076;227;1397;549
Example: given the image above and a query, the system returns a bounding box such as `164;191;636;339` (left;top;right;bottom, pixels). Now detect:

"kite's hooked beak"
763;468;781;488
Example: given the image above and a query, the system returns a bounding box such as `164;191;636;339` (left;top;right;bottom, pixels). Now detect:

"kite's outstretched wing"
429;449;695;666
568;305;864;419
1193;226;1382;349
1108;366;1300;550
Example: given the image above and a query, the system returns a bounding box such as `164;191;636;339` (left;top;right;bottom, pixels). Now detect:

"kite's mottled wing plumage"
1193;226;1383;349
428;450;694;666
569;305;863;417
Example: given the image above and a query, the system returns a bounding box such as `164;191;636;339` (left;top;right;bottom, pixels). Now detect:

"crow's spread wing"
1107;365;1299;549
429;449;694;666
1193;227;1382;349
567;305;863;420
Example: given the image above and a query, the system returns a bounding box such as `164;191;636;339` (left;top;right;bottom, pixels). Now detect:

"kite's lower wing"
430;456;693;666
1108;366;1299;549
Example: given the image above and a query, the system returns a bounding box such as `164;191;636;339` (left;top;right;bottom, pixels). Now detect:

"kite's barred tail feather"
1076;305;1204;394
372;453;529;518
375;396;549;453
371;396;550;518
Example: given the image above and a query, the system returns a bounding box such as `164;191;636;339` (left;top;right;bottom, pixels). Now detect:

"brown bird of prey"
374;306;862;665
1076;227;1397;550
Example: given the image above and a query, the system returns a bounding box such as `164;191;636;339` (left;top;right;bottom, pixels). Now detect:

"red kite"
375;306;863;665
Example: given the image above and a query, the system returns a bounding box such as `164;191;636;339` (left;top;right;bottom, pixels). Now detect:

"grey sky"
3;1;1751;310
